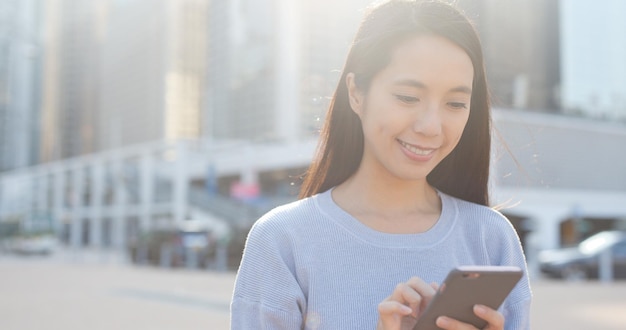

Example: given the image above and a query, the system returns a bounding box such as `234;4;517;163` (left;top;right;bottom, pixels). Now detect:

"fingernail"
401;305;412;314
436;316;450;327
474;304;487;315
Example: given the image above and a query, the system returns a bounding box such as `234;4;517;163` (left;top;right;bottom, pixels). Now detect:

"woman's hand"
376;279;505;330
435;304;505;330
376;277;438;330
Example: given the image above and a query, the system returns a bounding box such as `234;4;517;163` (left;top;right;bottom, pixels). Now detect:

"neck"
332;165;442;233
339;156;439;206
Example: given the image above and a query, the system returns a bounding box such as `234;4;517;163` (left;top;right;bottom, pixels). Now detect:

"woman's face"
347;34;474;182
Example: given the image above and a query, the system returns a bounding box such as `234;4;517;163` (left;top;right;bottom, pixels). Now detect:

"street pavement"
530;280;626;330
1;249;625;329
0;249;232;330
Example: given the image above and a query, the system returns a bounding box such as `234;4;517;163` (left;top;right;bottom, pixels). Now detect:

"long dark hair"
299;0;492;206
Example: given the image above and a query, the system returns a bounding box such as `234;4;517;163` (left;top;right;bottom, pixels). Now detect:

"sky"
561;0;626;119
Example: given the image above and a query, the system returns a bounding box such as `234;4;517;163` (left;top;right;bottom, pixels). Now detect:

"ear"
346;73;364;116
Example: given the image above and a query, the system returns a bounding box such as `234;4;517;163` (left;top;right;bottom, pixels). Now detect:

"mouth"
397;139;436;156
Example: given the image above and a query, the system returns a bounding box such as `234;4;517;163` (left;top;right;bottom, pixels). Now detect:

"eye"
447;102;468;110
395;94;420;104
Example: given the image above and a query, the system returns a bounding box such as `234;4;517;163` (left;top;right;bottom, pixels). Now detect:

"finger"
388;282;423;317
434;305;505;330
377;300;413;330
378;300;413;316
474;304;504;329
436;305;504;330
435;316;476;330
405;277;437;314
430;282;440;291
406;277;437;299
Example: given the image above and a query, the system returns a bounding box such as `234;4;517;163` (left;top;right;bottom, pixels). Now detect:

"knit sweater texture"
231;189;532;329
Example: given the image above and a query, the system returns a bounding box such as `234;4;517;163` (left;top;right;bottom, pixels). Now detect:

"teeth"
399;140;433;156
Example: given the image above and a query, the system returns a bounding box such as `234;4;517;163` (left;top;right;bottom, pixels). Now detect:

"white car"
10;235;58;255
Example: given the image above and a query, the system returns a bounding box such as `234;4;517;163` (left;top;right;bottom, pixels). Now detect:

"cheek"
361;106;392;137
362;117;388;142
373;115;400;140
446;115;470;146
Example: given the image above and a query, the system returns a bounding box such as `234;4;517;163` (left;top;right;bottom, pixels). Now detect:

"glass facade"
0;0;43;171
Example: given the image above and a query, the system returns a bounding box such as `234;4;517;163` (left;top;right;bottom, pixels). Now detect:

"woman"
231;1;531;329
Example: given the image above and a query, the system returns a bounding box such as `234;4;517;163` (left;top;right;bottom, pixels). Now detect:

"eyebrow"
393;78;472;94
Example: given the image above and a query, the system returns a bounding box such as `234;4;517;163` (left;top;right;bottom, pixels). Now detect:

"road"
0;250;232;330
1;249;625;329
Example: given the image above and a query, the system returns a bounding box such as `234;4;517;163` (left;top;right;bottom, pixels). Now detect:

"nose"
412;103;442;136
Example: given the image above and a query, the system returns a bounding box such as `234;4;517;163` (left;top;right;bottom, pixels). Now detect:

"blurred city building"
207;0;371;142
40;0;208;162
0;0;43;172
458;0;560;112
492;110;626;264
463;0;626;120
98;0;208;150
1;0;626;272
40;0;100;161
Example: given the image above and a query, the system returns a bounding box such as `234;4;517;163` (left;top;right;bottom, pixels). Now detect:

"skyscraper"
458;0;561;112
98;0;208;150
207;0;278;141
206;0;371;142
40;0;102;162
41;0;209;160
0;0;43;171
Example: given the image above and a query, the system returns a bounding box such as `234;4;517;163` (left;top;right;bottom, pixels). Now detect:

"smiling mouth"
398;139;436;156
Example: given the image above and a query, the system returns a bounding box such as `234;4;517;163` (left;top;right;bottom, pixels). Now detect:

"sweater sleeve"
502;298;531;330
484;211;532;330
230;215;306;330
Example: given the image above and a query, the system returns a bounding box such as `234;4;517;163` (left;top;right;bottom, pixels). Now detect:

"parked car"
128;220;216;268
538;230;626;280
7;234;58;256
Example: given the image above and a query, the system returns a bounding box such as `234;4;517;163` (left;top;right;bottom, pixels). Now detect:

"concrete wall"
493;109;626;191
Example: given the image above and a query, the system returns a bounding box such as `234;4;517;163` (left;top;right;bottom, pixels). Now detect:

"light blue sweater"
231;189;531;329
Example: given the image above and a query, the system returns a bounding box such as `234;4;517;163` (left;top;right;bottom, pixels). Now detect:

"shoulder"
443;192;519;239
254;196;317;229
246;194;323;242
444;193;527;262
445;193;509;223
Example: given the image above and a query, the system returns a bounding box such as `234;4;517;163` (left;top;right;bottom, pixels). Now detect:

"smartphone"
413;265;523;330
